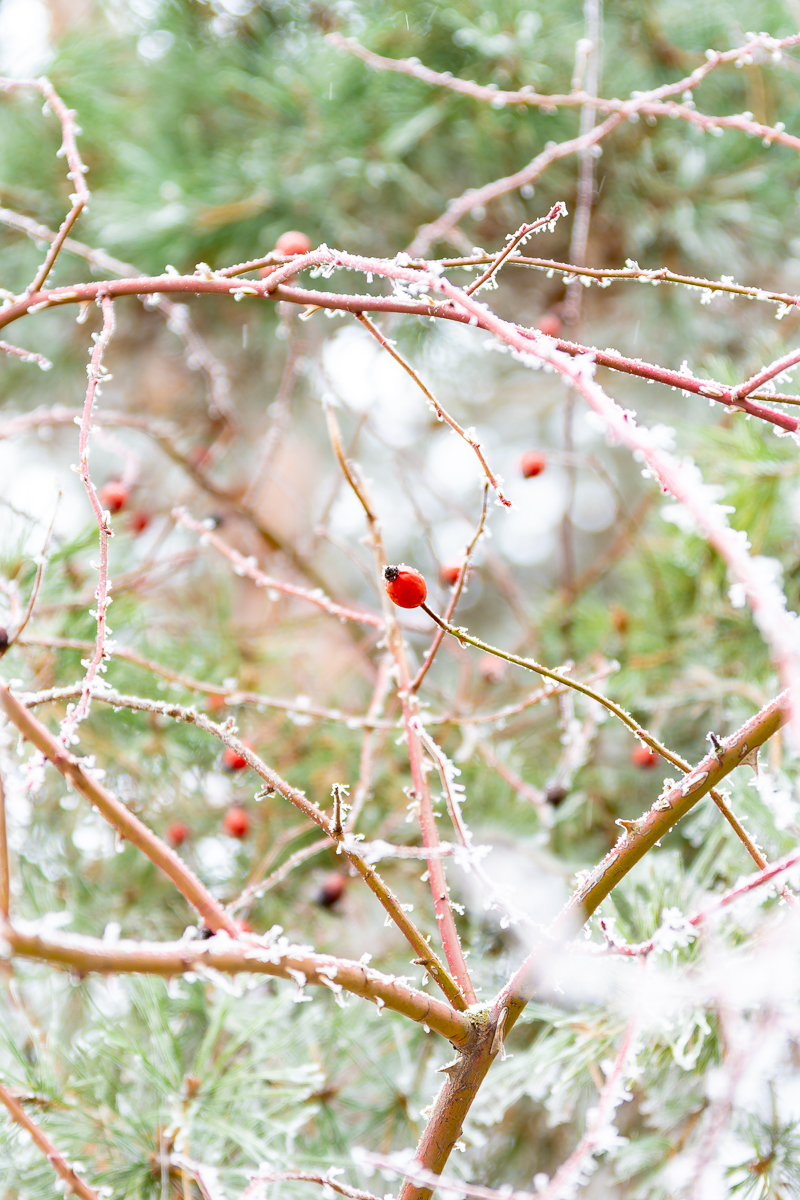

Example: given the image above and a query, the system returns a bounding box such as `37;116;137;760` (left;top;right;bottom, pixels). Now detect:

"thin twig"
463;205;566;295
356;312;510;506
0;1078;100;1200
411;483;489;693
67;295;116;740
0;683;241;936
0;769;8;919
324;401;476;1007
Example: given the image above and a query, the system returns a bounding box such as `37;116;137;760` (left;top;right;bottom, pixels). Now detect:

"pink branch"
0;77;90;295
0;340;52;369
326;32;800;254
0;1079;100;1200
729;343;800;402
65;295;116;741
536;1015;639;1200
173;507;385;628
402;701;477;1007
327;31;800;118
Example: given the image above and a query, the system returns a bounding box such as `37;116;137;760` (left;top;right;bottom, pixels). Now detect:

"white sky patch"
0;0;51;77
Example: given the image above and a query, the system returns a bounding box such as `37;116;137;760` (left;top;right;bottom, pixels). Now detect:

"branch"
324;403;476;1008
68;294;116;737
410;483;489;693
243;1171;381;1200
400;692;789;1199
0;1077;100;1200
4;270;794;436
0;339;51;369
355;312;511;506
0;920;472;1044
0;206;239;430
13;679;467;1008
0;77;90;295
174;506;385;628
0;682;241;936
327;30;800;254
327;31;800;116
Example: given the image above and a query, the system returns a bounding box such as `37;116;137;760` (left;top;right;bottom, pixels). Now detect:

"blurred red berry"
536;312;563;338
98;481;128;513
223;807;250;838
610;606;630;635
384;564;427;609
479;653;506;684
129;510;151;535
440;562;463;587
520;452;547;479
166;822;189;848
632;745;659;769
275;230;312;256
206;693;227;714
316;871;346;908
222;745;249;771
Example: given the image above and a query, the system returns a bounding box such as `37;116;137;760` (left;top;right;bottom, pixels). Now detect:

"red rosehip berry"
632;745;659;769
129;510;151;535
98;481;128;513
206;693;227;714
316;871;346;908
275;230;312;256
384;564;427;609
223;806;250;838
520;452;547;479
536;312;562;338
440;562;463;587
222;745;249;772
166;822;189;848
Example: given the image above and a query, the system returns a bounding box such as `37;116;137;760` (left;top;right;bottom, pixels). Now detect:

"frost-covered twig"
536;1016;639;1200
0;1077;100;1200
411;483;489;692
174;506;385;629
0;682;241;936
243;1169;381;1200
0;339;51;369
64;294;116;743
324;400;475;1008
0;921;472;1043
356;312;511;506
0;206;238;429
329;30;800;254
0;77;90;296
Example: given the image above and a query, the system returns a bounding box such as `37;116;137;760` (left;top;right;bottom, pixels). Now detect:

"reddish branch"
69;294;116;735
1;271;795;435
0;77;89;296
0;682;241;937
327;30;800;254
0;1079;100;1200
